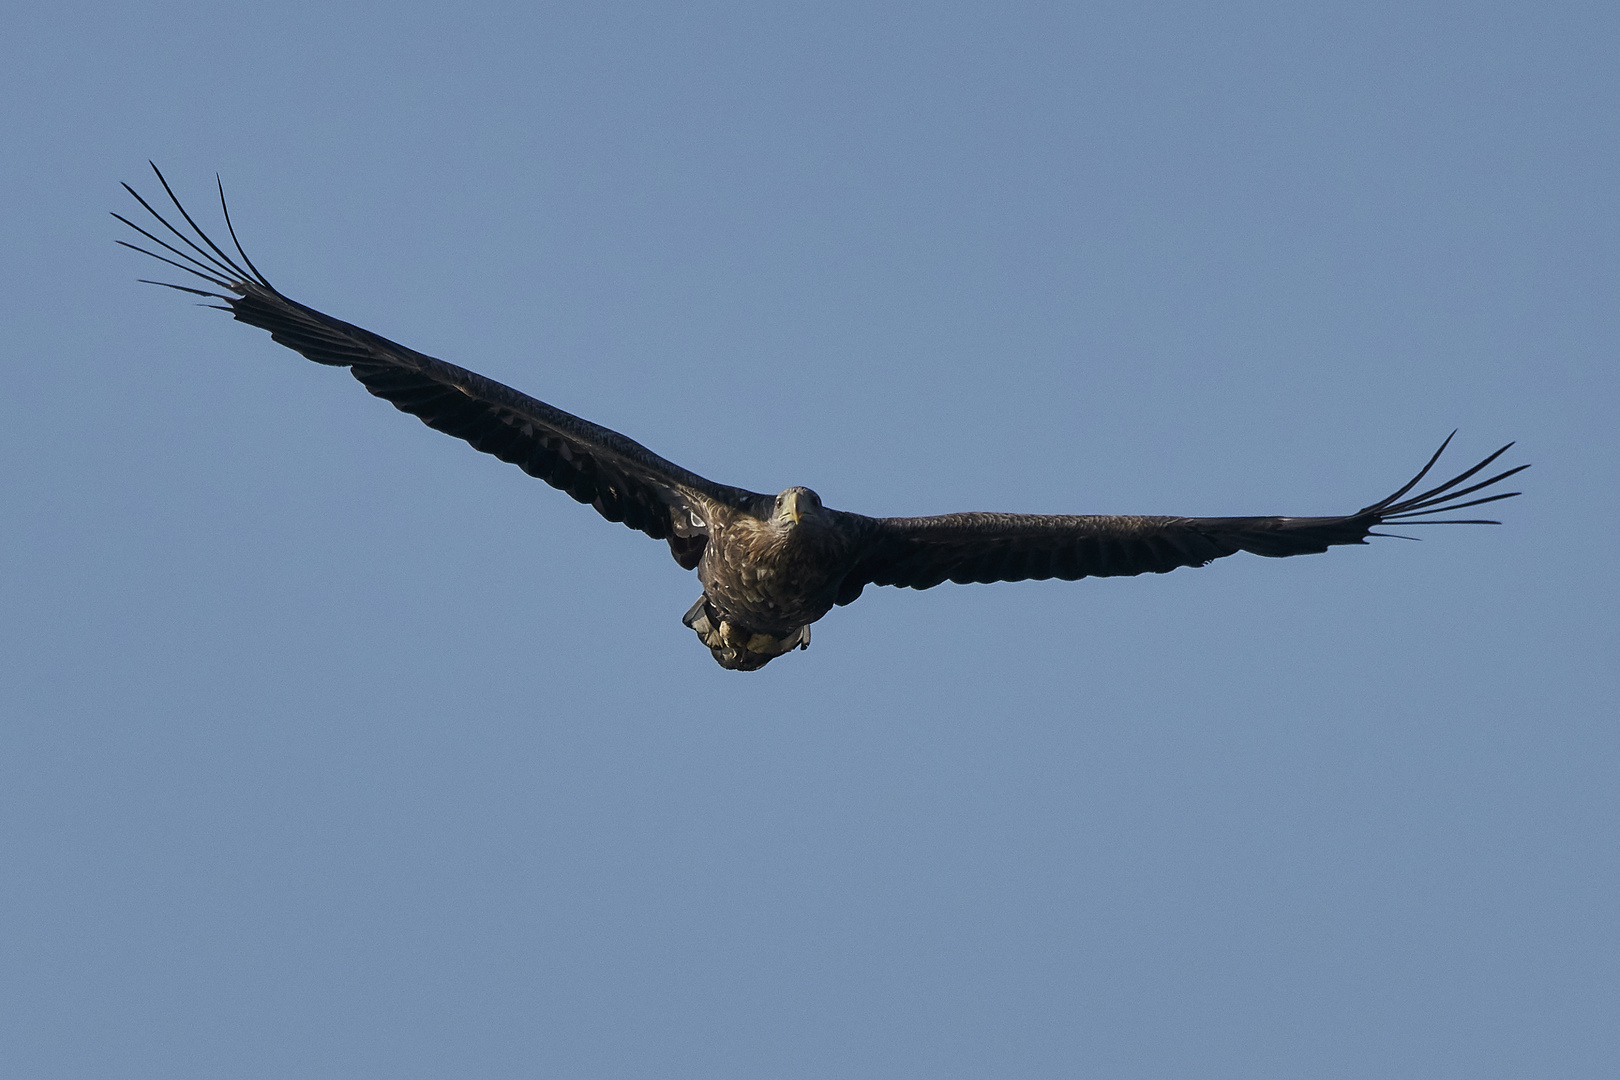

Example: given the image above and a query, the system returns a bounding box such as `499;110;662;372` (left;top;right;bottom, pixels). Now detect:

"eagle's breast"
698;511;856;634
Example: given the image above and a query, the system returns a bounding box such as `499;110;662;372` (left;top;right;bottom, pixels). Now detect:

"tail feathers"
683;597;810;671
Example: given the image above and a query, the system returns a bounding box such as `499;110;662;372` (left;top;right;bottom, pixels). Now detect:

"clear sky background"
1;2;1615;1077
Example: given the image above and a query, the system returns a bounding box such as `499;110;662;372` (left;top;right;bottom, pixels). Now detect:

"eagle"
117;166;1526;670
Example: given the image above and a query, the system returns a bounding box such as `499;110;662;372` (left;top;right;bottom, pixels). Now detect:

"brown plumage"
117;165;1527;670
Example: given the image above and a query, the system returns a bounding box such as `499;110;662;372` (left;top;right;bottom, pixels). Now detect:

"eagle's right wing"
117;165;767;570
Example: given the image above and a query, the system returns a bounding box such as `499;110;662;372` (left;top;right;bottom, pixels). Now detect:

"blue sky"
2;2;1615;1076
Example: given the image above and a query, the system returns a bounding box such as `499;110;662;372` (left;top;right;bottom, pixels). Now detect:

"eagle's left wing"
832;437;1525;602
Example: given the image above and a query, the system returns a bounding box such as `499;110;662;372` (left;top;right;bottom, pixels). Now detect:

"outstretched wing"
834;435;1525;600
115;164;766;569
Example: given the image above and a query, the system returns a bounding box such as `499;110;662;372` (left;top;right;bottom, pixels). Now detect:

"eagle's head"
772;486;824;527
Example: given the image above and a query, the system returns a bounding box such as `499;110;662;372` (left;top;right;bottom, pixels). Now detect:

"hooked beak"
781;491;802;524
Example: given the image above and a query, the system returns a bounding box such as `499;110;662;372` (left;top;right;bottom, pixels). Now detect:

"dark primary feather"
833;433;1526;600
117;163;764;570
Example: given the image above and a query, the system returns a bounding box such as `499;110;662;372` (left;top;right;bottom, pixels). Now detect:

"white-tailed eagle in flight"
117;165;1526;669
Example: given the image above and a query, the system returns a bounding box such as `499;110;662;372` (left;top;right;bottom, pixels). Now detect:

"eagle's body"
703;492;850;626
683;489;857;668
118;167;1526;670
